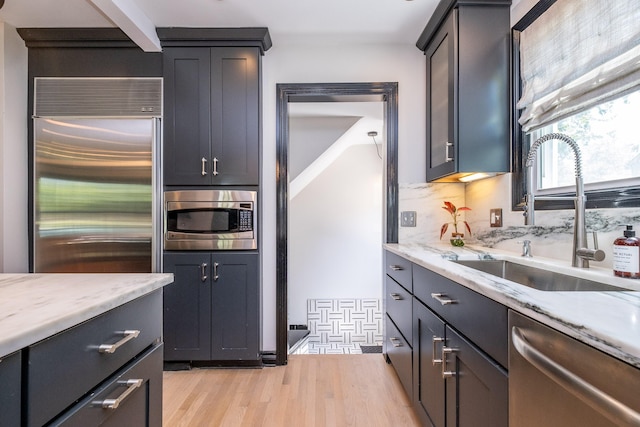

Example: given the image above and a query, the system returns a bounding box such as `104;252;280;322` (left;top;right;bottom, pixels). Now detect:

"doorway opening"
275;82;399;365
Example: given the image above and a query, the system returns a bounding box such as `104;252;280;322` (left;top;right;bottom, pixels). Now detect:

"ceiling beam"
88;0;161;52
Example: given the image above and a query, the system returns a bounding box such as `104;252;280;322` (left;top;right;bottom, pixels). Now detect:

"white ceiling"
0;0;441;47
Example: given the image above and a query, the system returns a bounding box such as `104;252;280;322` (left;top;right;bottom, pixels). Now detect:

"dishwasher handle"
511;326;640;426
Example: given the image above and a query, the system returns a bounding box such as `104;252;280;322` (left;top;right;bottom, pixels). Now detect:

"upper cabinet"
417;0;511;182
160;28;271;186
163;47;260;185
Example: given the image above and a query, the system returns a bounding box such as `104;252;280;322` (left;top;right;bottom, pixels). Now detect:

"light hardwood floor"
163;354;420;426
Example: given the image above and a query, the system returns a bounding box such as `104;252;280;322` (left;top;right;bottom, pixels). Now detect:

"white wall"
288;144;382;324
0;24;28;273
261;43;426;350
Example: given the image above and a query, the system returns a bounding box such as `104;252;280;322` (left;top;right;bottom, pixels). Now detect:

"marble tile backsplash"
399;174;640;269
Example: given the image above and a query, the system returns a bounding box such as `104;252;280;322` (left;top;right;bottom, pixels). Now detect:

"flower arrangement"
439;201;471;245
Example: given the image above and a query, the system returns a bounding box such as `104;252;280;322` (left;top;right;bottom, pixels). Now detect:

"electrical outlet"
490;208;503;227
401;211;416;227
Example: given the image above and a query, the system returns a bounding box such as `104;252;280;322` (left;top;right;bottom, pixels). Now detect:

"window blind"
517;0;640;132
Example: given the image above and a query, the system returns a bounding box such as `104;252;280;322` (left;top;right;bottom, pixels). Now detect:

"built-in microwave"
164;189;257;250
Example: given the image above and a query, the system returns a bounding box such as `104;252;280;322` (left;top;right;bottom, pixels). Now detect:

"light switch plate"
490;208;503;227
401;211;416;227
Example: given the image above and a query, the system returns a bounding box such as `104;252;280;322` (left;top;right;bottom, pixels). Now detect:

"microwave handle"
200;263;207;282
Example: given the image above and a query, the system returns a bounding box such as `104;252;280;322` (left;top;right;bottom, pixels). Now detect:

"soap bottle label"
612;245;640;274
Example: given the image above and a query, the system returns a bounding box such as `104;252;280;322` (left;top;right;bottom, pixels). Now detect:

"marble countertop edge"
384;243;640;368
0;273;174;359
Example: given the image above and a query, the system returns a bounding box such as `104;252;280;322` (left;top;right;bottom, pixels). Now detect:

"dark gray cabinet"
413;301;446;427
414;300;508;426
418;0;511;182
49;344;163;427
0;351;21;427
163;47;260;186
163;252;260;363
384;251;508;426
10;291;163;427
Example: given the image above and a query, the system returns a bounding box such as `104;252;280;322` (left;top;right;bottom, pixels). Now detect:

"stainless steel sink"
452;259;628;292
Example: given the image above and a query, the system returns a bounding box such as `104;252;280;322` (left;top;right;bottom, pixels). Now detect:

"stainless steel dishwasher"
509;311;640;427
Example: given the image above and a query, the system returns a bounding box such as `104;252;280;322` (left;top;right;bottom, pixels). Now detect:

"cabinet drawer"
50;343;163;427
385;276;412;345
27;291;162;427
385;251;412;292
413;264;508;368
386;316;412;399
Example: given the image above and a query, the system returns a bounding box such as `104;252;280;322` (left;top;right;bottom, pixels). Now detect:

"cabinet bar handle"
201;263;208;282
389;265;403;271
442;346;457;378
94;379;143;409
432;336;444;365
201;157;207;176
431;293;457;305
98;330;140;354
213;262;219;281
390;293;402;300
512;326;640;426
212;157;219;176
445;142;454;162
389;337;403;348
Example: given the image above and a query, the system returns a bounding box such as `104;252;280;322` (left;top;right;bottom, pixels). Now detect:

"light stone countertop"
385;243;640;368
0;273;174;359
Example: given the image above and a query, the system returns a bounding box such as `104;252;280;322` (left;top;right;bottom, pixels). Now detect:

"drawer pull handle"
432;336;445;365
212;157;219;176
201;157;207;176
99;330;140;354
390;293;402;300
95;378;143;409
201;263;208;282
431;293;457;305
213;262;220;281
442;346;458;378
389;265;403;271
389;337;403;348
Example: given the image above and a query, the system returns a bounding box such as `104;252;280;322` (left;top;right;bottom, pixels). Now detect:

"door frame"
275;82;399;365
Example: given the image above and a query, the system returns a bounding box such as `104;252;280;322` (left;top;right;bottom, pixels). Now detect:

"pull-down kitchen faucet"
524;133;605;268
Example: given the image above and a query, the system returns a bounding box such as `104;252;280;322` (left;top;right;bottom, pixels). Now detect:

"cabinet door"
163;48;212;185
0;351;21;427
163;252;212;360
413;300;446;427
425;10;456;181
210;253;260;360
210;48;260;185
444;326;508;427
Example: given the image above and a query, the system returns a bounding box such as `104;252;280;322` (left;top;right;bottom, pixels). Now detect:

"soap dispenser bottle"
613;225;640;279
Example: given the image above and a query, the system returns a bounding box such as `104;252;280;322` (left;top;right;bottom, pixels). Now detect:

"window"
533;90;640;195
512;0;640;209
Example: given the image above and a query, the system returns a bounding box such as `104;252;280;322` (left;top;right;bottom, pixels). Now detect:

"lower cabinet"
444;325;508;427
384;251;508;427
413;298;508;427
4;290;163;427
0;351;21;427
413;300;445;427
49;343;163;427
163;252;260;363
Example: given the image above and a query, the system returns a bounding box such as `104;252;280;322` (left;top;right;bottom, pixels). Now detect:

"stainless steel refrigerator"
32;78;162;273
